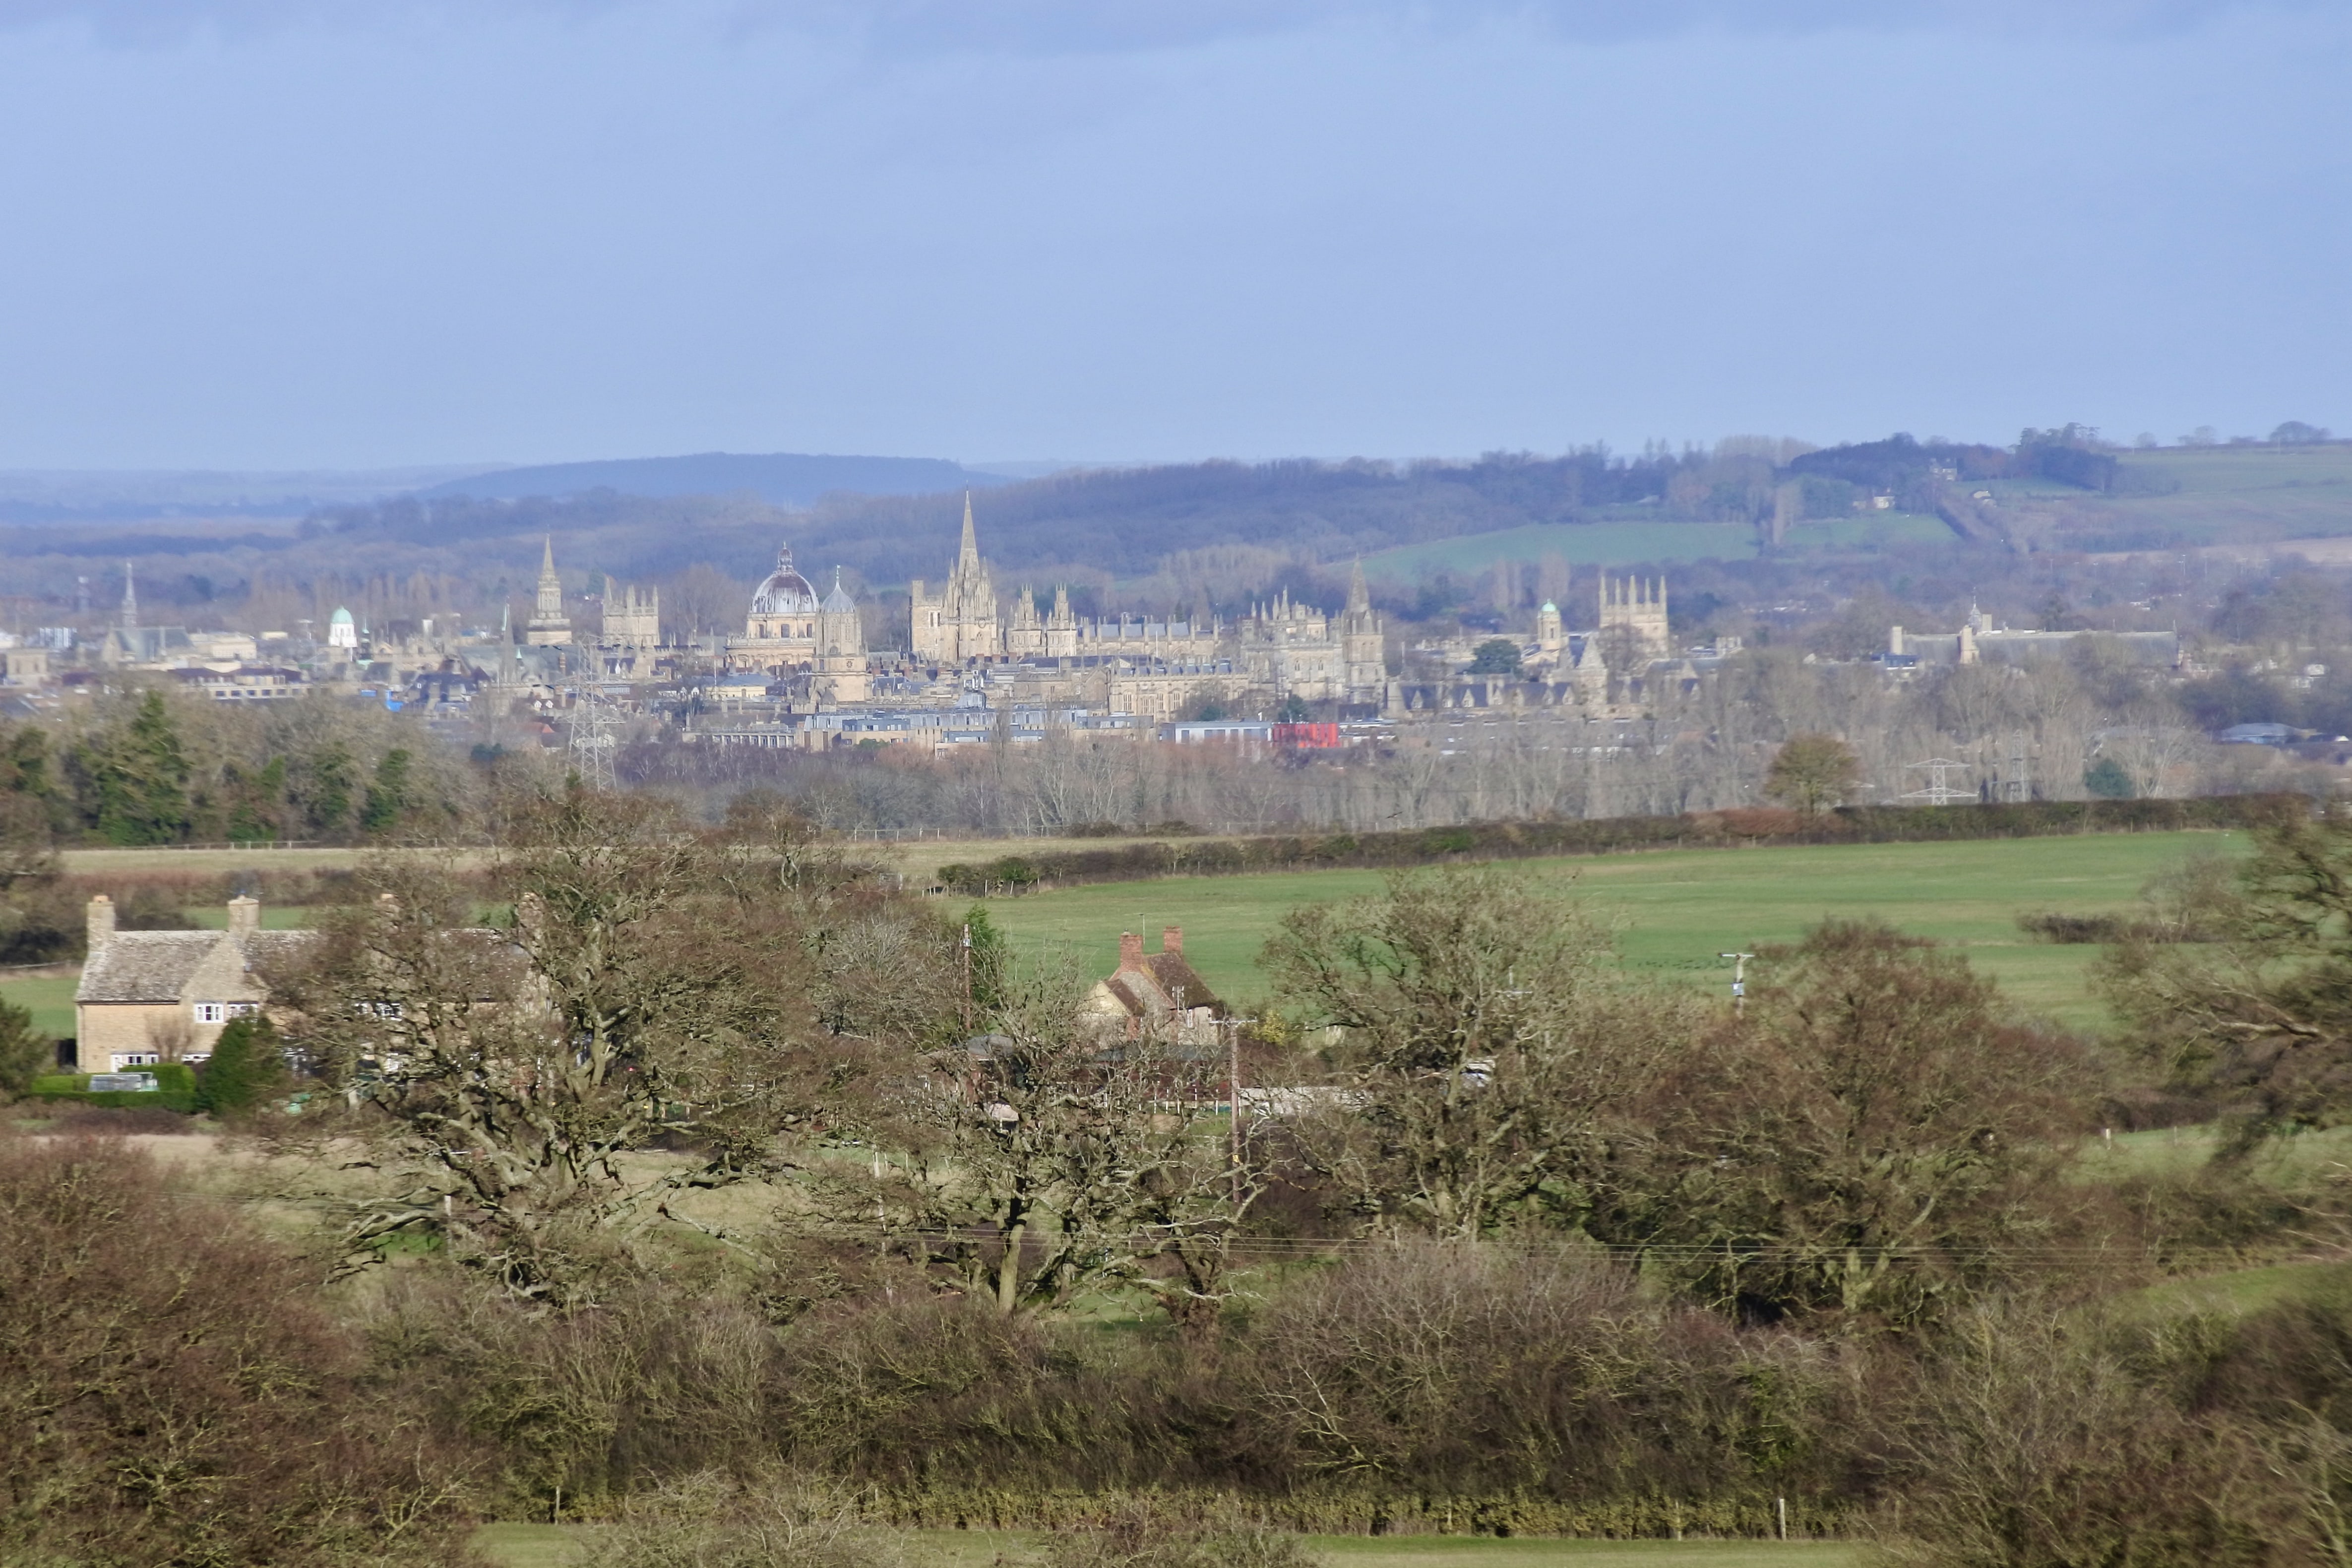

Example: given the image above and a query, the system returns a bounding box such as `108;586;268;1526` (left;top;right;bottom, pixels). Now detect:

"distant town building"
525;537;573;646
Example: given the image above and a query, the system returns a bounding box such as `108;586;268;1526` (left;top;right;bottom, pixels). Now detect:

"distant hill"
418;452;1012;507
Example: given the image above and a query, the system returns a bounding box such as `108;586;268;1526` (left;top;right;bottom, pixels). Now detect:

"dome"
330;606;354;624
1540;600;1557;615
749;543;818;616
820;567;857;617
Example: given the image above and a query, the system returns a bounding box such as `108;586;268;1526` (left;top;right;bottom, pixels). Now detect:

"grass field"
473;1522;1861;1568
978;830;2243;1024
0;975;77;1039
1357;514;1948;582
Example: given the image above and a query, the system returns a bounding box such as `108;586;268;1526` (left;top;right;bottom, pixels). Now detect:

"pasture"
1357;513;1948;582
978;829;2244;1025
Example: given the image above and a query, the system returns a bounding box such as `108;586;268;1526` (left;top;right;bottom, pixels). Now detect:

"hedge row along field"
936;794;2298;895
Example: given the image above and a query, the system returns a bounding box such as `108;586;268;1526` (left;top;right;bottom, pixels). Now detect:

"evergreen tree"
0;998;49;1098
224;757;287;845
90;692;192;846
962;904;1011;1016
361;749;411;837
298;743;355;838
195;1016;280;1117
2083;756;2135;799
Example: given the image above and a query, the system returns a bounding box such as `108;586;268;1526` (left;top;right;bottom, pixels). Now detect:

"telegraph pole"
1719;951;1756;1016
1223;1015;1258;1205
960;922;973;1034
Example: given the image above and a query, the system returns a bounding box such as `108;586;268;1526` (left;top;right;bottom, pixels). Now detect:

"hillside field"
1358;513;1949;581
978;829;2244;1024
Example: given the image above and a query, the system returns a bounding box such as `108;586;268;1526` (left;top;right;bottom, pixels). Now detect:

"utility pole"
1719;951;1756;1015
960;922;973;1035
1223;1014;1258;1205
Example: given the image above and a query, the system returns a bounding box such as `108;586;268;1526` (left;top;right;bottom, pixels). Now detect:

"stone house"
72;894;316;1073
1088;926;1226;1046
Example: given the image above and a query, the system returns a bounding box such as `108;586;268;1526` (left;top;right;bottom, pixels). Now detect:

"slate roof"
75;931;226;1004
76;928;322;1004
1104;952;1224;1018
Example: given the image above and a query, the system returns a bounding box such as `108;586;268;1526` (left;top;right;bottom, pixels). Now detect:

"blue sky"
0;1;2343;469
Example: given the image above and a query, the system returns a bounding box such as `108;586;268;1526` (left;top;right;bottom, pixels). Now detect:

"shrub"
29;1061;197;1112
1041;1496;1318;1568
0;997;47;1098
196;1013;284;1116
574;1472;887;1568
0;1134;479;1565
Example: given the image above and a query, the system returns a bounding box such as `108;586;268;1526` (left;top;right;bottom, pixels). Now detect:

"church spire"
120;559;138;631
957;492;981;576
1346;559;1369;616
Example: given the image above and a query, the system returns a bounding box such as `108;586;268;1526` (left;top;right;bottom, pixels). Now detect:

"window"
193;1003;226;1024
113;1052;160;1067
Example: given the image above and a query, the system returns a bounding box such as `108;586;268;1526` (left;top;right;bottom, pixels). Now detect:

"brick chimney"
1162;925;1183;959
86;893;115;951
226;894;260;940
1118;931;1144;969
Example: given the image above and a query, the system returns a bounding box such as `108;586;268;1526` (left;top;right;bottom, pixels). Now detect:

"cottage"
72;894;315;1073
1088;925;1225;1045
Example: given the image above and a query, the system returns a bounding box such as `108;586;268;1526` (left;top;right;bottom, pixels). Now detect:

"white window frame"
193;1003;226;1024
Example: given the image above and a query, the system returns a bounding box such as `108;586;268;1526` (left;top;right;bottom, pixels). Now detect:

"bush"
197;1014;284;1115
0;997;48;1098
0;1134;479;1565
1042;1497;1318;1568
1241;1242;1848;1508
29;1061;197;1112
575;1472;888;1568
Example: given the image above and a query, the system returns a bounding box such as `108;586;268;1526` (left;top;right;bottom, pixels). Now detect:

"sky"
0;0;2344;471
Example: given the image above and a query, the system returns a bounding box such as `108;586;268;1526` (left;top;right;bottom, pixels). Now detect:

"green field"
1359;513;1948;581
981;830;2243;1025
0;975;77;1039
474;1523;1859;1568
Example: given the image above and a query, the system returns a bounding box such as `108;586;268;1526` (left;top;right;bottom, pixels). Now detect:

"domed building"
729;542;829;674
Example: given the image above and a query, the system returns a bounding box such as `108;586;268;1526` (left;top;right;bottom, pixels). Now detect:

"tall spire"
957;491;981;576
120;560;137;631
1346;559;1369;616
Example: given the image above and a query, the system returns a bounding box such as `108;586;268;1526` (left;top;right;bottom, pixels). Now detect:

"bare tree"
266;786;948;1299
1263;865;1697;1237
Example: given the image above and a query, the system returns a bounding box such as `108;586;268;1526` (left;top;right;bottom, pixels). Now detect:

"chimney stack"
86;893;115;951
226;894;260;940
1118;931;1144;969
1162;925;1183;959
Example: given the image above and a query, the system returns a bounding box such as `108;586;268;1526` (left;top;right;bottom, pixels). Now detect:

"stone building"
814;568;870;703
72;894;314;1073
525;537;574;646
911;495;1002;664
731;542;822;674
1086;926;1225;1046
1599;575;1669;660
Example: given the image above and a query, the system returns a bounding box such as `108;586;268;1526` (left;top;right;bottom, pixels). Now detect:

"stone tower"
1044;585;1079;660
600;576;660;653
1005;586;1044;657
526;536;574;646
909;494;1003;664
815;568;869;702
1599;575;1668;660
1339;561;1385;702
